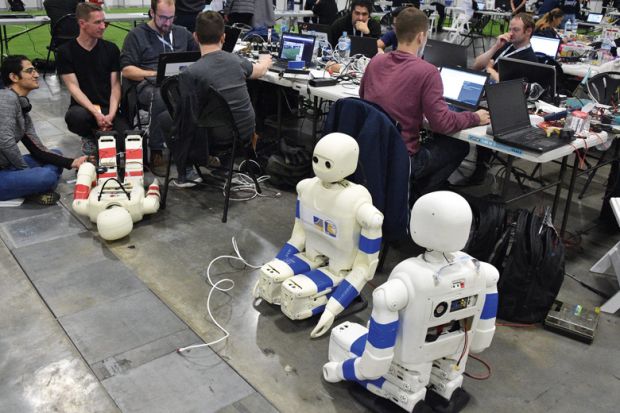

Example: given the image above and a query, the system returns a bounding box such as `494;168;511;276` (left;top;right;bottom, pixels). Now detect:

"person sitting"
312;0;339;26
0;55;87;204
377;6;407;53
537;0;559;15
330;0;381;45
162;11;272;187
359;7;489;202
225;0;255;26
120;0;197;175
511;0;527;15
534;8;564;39
56;2;129;158
559;0;580;29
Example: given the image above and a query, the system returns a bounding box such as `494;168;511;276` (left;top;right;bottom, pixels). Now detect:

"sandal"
26;191;60;206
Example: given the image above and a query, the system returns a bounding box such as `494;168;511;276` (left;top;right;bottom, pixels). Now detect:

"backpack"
490;209;565;323
463;196;507;262
8;0;25;12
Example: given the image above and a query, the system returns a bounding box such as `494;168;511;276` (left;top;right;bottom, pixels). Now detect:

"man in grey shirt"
167;10;271;186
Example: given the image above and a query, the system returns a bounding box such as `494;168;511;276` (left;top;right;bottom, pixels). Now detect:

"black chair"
459;14;487;55
159;75;262;223
587;71;620;105
43;13;79;77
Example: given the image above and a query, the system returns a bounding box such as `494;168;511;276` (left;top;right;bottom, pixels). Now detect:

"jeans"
137;81;167;150
410;134;469;204
65;104;130;141
0;150;64;201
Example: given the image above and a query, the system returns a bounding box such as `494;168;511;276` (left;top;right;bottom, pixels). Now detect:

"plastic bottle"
566;19;575;37
600;34;614;63
281;22;289;35
337;31;351;61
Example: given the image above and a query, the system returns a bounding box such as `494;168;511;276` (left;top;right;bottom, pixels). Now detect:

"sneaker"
149;151;167;177
173;169;203;188
26;191;60;206
81;138;98;157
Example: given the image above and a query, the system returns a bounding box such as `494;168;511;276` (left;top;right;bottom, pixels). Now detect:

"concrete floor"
1;37;619;412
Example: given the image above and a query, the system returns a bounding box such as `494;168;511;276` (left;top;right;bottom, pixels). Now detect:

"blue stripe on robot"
282;255;311;274
331;279;359;308
305;269;334;292
276;243;299;260
361;376;386;389
368;318;399;349
351;333;368;356
480;292;498;320
312;304;326;315
342;358;357;380
359;235;382;254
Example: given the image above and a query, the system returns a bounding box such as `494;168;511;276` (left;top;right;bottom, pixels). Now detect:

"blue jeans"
410;134;469;204
0;150;64;201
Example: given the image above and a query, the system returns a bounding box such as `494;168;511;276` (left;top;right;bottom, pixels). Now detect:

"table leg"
277;86;282;141
1;25;7;57
552;155;568;221
501;155;514;199
560;153;581;237
312;96;318;142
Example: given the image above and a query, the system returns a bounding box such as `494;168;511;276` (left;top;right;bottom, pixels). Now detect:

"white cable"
177;237;263;353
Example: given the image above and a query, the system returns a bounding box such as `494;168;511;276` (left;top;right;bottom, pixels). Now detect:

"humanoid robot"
73;134;160;241
254;133;384;338
323;191;499;412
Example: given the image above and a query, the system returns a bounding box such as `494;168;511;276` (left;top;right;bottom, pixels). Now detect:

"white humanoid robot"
73;134;160;241
254;133;384;337
323;191;499;412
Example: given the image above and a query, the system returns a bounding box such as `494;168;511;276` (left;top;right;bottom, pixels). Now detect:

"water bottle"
337;32;351;60
600;34;614;63
566;19;574;37
280;22;289;35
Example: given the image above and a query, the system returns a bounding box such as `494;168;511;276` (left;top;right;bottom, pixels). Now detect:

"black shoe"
453;166;488;187
26;191;60;206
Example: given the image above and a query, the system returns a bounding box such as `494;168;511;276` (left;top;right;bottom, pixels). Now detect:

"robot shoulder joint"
373;278;408;312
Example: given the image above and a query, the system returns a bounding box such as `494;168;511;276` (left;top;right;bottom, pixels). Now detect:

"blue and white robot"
254;133;384;338
322;191;499;412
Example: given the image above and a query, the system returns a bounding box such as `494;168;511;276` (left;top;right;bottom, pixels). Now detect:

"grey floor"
1;35;619;412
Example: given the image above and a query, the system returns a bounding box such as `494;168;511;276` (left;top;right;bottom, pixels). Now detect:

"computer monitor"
587;13;603;24
156;51;201;85
350;35;378;58
530;35;561;58
423;39;468;68
440;66;489;110
297;22;331;47
278;32;316;65
498;57;557;103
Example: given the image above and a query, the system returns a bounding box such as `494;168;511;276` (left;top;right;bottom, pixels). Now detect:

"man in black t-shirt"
472;13;538;82
56;2;128;157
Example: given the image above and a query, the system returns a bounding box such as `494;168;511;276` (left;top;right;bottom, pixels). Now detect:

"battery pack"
543;300;599;344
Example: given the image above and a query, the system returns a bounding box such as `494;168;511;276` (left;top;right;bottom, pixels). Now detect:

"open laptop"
486;80;565;153
270;32;316;72
498;56;557;103
349;35;378;58
530;35;561;58
586;13;604;24
156;51;201;85
440;66;489;111
297;22;331;46
476;1;486;11
423;39;468;68
223;26;241;53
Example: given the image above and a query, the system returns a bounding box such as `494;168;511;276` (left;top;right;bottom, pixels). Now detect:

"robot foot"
348;384;433;413
425;387;470;413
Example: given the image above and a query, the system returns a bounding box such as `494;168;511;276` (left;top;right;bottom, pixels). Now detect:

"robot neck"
423;250;457;263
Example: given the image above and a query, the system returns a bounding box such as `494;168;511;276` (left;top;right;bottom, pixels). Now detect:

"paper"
0;198;25;207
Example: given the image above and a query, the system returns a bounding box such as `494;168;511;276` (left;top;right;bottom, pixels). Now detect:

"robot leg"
280;267;339;320
427;356;470;412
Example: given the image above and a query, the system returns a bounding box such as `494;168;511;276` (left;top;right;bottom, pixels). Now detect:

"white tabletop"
561;62;600;77
105;12;150;22
274;10;313;19
0;15;49;26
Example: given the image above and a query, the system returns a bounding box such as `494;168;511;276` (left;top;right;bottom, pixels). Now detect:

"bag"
490;209;565;323
8;0;25;12
463;196;506;262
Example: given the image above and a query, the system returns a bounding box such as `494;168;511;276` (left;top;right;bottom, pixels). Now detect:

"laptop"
440;66;489;111
156;51;201;85
498;56;556;103
223;26;241;53
297;22;331;47
349;35;378;58
530;35;561;58
423;39;468;68
270;32;316;72
476;1;486;11
586;13;604;24
486;80;565;153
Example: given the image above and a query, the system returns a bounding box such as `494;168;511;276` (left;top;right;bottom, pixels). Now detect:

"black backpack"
463;196;507;262
490;209;565;323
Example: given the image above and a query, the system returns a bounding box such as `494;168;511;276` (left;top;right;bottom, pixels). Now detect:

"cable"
464;354;492;380
177;237;264;353
565;272;611;298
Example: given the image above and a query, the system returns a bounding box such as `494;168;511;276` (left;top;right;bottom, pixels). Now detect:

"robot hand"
310;308;335;338
322;361;343;383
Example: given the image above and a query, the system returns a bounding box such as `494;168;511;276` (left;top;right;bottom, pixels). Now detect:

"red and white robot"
72;134;160;241
254;132;384;338
323;191;499;412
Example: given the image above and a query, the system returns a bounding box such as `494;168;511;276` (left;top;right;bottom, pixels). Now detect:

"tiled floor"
1;35;619;413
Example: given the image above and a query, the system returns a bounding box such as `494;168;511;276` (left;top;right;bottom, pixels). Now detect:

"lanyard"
158;31;174;52
498;43;531;60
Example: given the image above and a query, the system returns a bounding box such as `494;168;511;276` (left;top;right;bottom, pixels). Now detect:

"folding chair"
43;13;79;78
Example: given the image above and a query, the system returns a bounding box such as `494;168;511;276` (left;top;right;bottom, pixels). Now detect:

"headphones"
9;88;31;114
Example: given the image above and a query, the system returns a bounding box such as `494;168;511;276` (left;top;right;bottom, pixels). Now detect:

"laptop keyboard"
521;128;547;142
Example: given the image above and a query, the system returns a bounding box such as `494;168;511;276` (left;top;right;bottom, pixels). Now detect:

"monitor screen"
279;33;315;64
498;57;556;102
440;67;488;107
587;13;603;23
423;39;468;68
530;35;561;58
485;79;530;135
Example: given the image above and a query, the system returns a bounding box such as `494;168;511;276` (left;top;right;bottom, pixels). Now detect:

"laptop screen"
350;35;378;57
279;32;315;64
530;35;560;58
485;79;531;136
156;51;201;85
297;22;330;47
587;13;603;23
423;39;468;68
440;67;488;109
223;26;241;53
498;57;556;102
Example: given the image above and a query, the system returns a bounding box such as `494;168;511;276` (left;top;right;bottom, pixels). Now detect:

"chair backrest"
50;13;79;45
44;0;78;25
195;86;240;150
160;75;181;120
587;71;620;105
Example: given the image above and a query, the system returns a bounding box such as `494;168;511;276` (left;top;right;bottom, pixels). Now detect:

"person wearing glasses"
0;55;87;205
120;0;197;175
56;2;129;158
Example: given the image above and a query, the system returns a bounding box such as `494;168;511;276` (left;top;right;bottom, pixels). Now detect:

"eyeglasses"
22;67;38;74
155;13;175;22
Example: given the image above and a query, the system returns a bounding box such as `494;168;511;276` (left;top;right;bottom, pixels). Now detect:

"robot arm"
470;262;499;353
72;162;97;215
142;179;161;215
323;278;409;382
310;202;383;337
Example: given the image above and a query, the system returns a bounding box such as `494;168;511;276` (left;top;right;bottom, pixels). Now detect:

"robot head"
312;133;359;183
97;207;133;241
410;191;472;253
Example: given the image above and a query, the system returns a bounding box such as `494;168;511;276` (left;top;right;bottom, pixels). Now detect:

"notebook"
156;51;201;85
530;35;561;58
423;39;468;68
270;32;316;72
586;13;603;24
350;35;378;58
297;22;331;47
486;80;565;153
223;26;241;53
440;66;489;111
